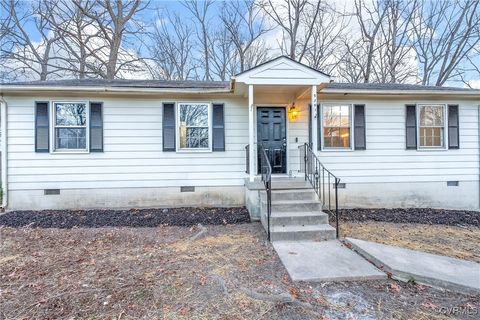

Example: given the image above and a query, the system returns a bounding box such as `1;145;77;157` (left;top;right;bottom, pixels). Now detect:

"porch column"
248;84;255;182
311;85;318;152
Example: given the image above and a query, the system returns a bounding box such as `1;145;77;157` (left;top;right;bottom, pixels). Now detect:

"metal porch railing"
259;145;272;241
299;143;341;238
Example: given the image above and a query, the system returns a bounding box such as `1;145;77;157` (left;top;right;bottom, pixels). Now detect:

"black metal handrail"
259;145;272;241
299;143;341;238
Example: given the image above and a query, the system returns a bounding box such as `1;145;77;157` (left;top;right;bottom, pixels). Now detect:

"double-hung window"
418;104;446;149
177;102;211;150
322;104;352;149
53;102;88;151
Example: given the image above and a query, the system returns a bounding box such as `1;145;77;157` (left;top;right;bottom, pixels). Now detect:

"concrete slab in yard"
273;240;386;282
346;238;480;295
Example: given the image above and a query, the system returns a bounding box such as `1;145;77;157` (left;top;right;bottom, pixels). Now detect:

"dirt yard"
341;222;480;263
1;223;478;319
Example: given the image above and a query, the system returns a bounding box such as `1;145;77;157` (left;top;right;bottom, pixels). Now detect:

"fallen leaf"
289;287;300;299
421;301;437;310
389;282;401;293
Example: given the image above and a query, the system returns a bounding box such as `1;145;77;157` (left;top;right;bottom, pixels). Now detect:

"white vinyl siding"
315;99;479;184
6;96;248;192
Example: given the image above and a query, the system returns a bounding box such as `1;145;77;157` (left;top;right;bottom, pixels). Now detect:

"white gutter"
0;85;233;95
1;96;7;210
320;88;480;96
478;104;480;210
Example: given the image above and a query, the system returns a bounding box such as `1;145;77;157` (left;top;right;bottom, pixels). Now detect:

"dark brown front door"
257;107;287;174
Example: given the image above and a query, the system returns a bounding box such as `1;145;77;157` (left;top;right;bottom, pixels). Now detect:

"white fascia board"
0;85;233;95
238;78;326;86
320;88;480;96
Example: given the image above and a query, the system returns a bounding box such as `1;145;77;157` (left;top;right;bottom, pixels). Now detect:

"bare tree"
73;0;149;80
182;0;214;81
220;0;271;73
259;0;323;61
303;2;348;73
411;0;480;86
46;0;102;79
353;0;389;83
373;0;417;83
209;27;236;81
0;0;61;80
148;10;196;80
336;37;369;83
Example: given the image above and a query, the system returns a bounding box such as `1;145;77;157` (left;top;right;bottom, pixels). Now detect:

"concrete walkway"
346;238;480;294
273;240;386;282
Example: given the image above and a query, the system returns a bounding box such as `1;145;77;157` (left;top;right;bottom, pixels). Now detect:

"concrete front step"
264;200;323;212
261;189;316;201
262;211;329;226
271;180;311;190
270;224;336;241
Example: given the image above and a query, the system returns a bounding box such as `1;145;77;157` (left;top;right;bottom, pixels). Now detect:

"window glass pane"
185;128;208;148
420;127;444;147
180;103;208;126
56;103;87;126
420;106;443;126
339;128;350;147
55;128;86;149
323;106;341;127
178;103;210;149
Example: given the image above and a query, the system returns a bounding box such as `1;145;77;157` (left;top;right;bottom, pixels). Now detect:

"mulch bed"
0;207;250;228
337;208;480;227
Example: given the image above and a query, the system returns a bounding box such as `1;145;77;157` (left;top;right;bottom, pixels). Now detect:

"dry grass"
341;222;480;262
1;223;478;319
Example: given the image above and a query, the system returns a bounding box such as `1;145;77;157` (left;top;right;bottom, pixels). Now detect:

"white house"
1;56;479;217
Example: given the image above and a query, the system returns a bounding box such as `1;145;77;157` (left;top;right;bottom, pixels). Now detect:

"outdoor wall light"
288;103;299;121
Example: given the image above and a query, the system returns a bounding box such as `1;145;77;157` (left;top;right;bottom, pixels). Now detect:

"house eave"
320;88;480;96
0;85;234;95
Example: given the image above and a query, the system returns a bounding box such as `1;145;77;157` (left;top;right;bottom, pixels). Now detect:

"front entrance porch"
235;56;340;243
245;176;336;241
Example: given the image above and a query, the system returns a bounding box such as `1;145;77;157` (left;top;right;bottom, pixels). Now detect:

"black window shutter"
354;104;366;150
90;102;103;152
405;104;417;149
212;103;225;151
35;101;49;152
448;104;459;149
162;102;176;151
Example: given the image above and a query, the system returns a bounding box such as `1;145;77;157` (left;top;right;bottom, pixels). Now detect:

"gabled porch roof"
233;56;331;87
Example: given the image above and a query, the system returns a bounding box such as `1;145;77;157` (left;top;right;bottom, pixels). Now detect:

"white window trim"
175;101;213;153
320;103;354;152
50;101;90;154
416;103;448;151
